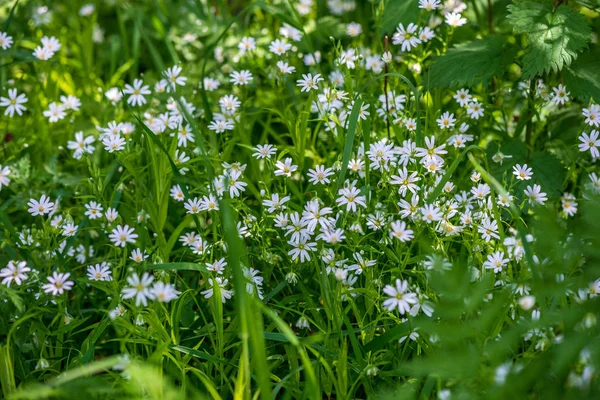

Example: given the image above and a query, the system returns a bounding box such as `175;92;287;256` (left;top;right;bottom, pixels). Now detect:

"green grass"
1;0;600;399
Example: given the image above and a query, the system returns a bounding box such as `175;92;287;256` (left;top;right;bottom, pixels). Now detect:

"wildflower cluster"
1;0;599;398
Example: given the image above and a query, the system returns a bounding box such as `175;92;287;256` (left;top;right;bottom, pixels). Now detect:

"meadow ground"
0;0;599;399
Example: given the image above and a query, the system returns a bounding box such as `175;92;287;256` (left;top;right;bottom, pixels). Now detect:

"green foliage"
1;0;600;399
426;36;515;88
564;47;600;103
378;0;420;36
507;0;592;77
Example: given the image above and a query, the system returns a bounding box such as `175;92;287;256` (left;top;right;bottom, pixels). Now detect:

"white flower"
27;194;55;216
296;73;323;92
295;316;310;329
60;95;81;111
0;89;28;117
207;258;227;274
230;70;253;86
419;0;440;10
109;225;138;247
0;165;11;190
389;220;414;242
582;104;599;127
253;144;277;159
201;277;232;303
170;184;185;201
421;204;442;223
123;79;151;106
85;201;104;219
418;26;436;42
62;222;78;236
336;186;367;212
130;248;148;263
43;272;74;295
280;23;303;41
276;61;296;74
307;165;334;185
208;118;234;133
381;51;392;64
238;36;256;53
453;89;472;107
518;295;536;311
466;102;484;119
109;304;127;320
288;238;316;262
153;282;180;302
33;46;55;60
227;169;247;198
105;87;123;103
203;77;220;91
275;158;298;177
0;31;14;50
164;65;187;91
200;194;219;211
445;12;467;27
87;263;112;281
269;39;292;55
551;84;569;105
524;184;548;206
415;136;447;164
483;251;509;273
513;164;533;180
478;218;500;242
263;193;290;213
105;207;119;222
67;131;96;160
436;111;456;129
43;102;66;122
219;95;241;113
0;261;31;287
578;130;600;159
392;23;421;52
382;279;418;314
103;135;126;153
319;227;346;244
41;36;61;51
122;272;155;307
561;192;578;217
79;4;95;16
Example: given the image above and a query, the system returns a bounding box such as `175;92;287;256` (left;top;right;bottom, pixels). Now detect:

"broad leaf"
378;0;420;37
426;36;514;88
507;0;591;77
529;151;567;200
564;48;600;103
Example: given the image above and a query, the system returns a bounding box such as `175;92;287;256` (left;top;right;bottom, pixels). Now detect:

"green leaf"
529;151;566;200
378;0;420;36
563;48;600;103
507;0;592;77
0;286;24;313
426;36;514;88
0;344;16;397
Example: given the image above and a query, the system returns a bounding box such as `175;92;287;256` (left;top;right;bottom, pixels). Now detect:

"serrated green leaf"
426;36;514;88
507;0;592;77
564;48;600;103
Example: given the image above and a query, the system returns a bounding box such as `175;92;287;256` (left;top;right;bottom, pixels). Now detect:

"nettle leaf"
507;0;592;78
426;36;514;88
564;48;600;103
